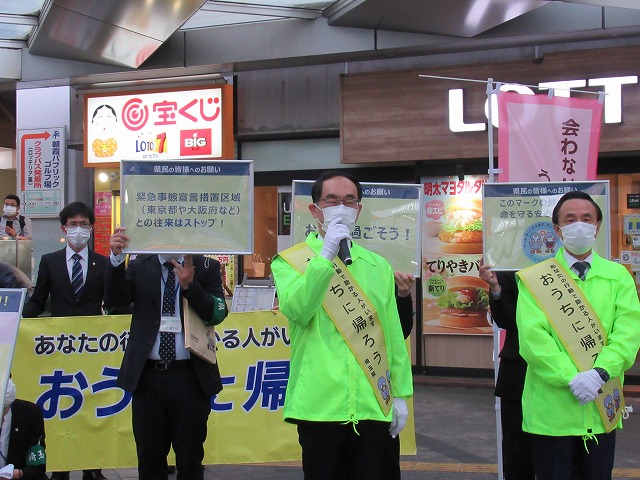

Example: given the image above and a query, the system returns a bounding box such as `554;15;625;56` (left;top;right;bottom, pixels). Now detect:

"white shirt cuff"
110;252;126;267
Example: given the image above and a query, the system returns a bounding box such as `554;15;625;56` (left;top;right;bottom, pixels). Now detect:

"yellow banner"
13;311;415;471
517;259;625;432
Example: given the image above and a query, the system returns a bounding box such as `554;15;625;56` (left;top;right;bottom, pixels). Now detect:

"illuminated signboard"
84;85;234;167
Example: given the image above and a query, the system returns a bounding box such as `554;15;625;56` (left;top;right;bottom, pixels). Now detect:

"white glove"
389;398;408;438
0;464;14;479
320;218;351;260
569;369;604;405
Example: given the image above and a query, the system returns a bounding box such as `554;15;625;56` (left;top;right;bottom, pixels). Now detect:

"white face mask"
3;205;16;217
66;226;92;249
318;204;358;233
560;221;597;255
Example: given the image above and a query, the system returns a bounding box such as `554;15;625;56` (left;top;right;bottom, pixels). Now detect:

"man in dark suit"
1;379;48;480
479;263;534;480
22;202;109;480
22;202;108;319
106;226;228;480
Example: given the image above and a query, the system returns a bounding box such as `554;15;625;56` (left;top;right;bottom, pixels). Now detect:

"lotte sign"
448;75;637;132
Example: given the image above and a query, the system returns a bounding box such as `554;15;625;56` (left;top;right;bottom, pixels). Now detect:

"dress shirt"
151;257;189;361
562;249;593;279
110;253;189;361
65;246;88;285
0;215;32;239
0;409;11;468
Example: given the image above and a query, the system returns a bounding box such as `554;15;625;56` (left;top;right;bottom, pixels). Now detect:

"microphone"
338;239;352;265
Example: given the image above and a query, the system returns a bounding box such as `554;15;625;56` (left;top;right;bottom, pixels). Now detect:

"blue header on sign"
122;161;251;176
361;185;420;199
0;290;25;313
483;181;606;198
294;180;419;199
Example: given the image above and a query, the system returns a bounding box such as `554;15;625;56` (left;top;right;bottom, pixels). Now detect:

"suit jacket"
22;248;109;318
396;292;413;339
6;399;47;480
490;270;528;402
104;254;227;397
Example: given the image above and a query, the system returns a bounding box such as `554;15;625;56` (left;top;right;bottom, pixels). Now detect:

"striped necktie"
71;253;84;300
573;261;589;281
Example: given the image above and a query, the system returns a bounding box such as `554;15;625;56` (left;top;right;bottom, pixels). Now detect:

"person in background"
479;262;534;480
0;261;34;301
0;378;47;480
1;195;31;240
271;171;413;480
516;191;640;479
21;201;109;480
106;227;228;480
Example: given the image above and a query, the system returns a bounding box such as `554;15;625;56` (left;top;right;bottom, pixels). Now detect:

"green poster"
121;160;253;254
291;181;421;276
483;181;610;270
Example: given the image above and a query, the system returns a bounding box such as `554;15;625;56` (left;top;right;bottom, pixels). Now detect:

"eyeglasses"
66;222;92;229
319;196;360;208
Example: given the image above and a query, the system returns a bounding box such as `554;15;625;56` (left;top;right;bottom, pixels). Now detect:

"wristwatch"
594;367;610;383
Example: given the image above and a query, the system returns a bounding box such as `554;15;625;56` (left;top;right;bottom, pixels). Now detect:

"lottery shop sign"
84;85;234;166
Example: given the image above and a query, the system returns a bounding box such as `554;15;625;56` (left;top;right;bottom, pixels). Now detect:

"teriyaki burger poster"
421;176;491;335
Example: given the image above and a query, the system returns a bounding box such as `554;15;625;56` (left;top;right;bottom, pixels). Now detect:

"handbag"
252;254;266;277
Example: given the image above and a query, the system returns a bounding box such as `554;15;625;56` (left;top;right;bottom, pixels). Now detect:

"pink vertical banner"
497;92;603;182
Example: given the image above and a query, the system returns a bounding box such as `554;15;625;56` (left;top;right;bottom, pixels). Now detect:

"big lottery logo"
180;129;212;156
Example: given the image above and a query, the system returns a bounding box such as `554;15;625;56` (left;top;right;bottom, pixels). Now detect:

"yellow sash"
517;259;624;432
278;242;392;416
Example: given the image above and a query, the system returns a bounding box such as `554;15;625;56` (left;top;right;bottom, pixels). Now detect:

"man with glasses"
272;171;413;480
22;201;109;480
516;191;640;479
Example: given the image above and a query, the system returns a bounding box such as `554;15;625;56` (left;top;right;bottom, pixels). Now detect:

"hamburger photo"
436;276;490;328
437;197;483;254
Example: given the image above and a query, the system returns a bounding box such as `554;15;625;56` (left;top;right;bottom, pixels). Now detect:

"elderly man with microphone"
271;171;413;480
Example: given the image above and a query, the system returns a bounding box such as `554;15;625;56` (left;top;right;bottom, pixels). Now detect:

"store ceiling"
0;0;637;146
2;0;640;69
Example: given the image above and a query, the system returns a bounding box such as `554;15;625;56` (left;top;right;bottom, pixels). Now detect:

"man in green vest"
272;171;413;480
516;191;640;480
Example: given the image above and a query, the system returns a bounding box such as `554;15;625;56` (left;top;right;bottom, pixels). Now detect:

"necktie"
573;261;589;281
71;253;84;300
159;263;176;363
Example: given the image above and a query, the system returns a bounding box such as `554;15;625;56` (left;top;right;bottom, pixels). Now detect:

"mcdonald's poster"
12;312;415;471
421;176;491;335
